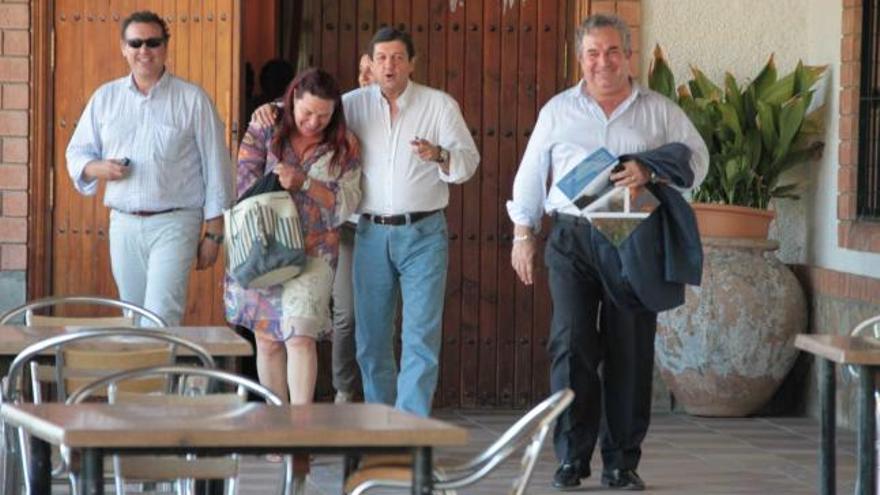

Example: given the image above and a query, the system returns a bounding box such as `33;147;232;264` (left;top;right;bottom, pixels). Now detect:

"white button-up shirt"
342;81;480;215
66;71;232;219
507;81;709;230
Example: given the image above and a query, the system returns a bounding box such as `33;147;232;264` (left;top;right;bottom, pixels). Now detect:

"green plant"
648;45;828;209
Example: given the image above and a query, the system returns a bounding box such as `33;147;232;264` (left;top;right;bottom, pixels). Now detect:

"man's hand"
511;226;537;286
610;159;651;188
410;137;450;174
195;237;220;270
251;103;279;128
273;164;307;191
83;159;130;181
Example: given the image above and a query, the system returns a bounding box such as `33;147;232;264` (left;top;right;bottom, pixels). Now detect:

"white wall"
641;0;880;276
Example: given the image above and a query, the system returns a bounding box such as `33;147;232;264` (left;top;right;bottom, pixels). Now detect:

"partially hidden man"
507;14;708;491
66;11;232;326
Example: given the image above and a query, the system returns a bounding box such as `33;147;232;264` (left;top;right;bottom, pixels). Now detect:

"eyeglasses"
125;37;165;49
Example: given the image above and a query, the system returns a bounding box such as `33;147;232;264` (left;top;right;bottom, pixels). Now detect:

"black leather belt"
121;208;181;217
363;209;442;226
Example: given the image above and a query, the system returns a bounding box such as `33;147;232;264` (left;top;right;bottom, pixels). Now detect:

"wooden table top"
795;334;880;365
0;325;253;357
1;402;468;449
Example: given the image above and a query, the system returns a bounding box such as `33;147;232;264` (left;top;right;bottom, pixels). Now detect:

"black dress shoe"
601;469;645;490
552;461;590;490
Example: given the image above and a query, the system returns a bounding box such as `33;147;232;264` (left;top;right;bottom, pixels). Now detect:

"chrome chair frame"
0;295;168;328
1;329;215;495
349;388;574;495
67;365;293;495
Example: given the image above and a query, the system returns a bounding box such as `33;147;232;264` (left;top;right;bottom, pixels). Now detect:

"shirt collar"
374;79;415;109
573;78;645;103
126;68;171;96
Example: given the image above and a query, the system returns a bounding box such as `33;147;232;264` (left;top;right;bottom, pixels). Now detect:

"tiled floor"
237;412;859;494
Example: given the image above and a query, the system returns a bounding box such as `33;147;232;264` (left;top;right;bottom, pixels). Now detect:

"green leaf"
760;71;795;106
755;100;778;152
750;54;778;100
718;101;743;139
648;45;677;101
774;94;809;163
689;66;722;101
724;72;745;124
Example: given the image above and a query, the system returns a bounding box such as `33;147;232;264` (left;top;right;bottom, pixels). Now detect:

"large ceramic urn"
656;237;806;416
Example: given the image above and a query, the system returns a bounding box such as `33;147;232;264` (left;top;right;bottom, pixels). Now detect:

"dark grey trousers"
544;214;657;473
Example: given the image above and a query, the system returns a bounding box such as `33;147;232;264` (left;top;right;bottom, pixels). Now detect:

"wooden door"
303;0;585;408
52;0;240;324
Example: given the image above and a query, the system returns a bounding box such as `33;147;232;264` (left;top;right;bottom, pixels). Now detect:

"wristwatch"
435;146;450;164
204;232;224;244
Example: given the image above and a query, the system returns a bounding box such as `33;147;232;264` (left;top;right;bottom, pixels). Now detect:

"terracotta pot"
691;203;776;239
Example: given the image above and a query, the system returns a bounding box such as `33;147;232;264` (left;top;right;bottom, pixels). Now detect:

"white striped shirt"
66;71;232;219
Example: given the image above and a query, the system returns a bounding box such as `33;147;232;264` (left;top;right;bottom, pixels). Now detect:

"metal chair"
1;329;215;495
0;295;167;328
67;365;294;495
345;388;574;495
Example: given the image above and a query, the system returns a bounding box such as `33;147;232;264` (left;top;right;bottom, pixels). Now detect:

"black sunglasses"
125;37;165;49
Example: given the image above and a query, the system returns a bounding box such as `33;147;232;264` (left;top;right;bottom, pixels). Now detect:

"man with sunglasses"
66;11;232;326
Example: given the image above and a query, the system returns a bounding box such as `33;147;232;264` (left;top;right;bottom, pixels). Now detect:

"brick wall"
0;0;28;312
838;0;880;251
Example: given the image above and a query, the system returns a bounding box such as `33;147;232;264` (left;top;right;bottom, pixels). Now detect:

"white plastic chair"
346;388;574;495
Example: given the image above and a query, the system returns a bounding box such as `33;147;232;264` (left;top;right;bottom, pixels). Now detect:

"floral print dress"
224;122;361;341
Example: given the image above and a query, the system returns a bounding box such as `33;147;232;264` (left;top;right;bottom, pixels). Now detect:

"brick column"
0;0;28;311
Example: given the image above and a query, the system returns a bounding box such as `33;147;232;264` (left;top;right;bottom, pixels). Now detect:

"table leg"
3;423;22;495
858;365;877;495
28;436;50;495
819;357;836;495
412;447;432;495
79;448;104;495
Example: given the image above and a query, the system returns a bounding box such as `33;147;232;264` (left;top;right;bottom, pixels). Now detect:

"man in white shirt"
507;14;708;491
66;11;232;326
344;28;480;417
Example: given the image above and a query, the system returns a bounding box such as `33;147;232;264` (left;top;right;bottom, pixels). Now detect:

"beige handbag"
224;190;306;289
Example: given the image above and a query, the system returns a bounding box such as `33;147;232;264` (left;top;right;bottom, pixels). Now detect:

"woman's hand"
273;164;307;191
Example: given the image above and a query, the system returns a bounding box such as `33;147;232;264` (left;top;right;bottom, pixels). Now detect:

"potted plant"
648;47;825;416
648;45;828;238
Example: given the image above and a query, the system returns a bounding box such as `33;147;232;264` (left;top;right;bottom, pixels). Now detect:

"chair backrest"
848;314;880;391
3;328;215;404
67;365;288;495
0;295;167;328
349;388;575;495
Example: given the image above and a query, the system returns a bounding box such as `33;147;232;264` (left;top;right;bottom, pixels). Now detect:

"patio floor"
237;411;859;494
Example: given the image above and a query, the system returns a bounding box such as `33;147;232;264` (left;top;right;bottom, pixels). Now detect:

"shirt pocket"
152;123;189;165
98;118;136;160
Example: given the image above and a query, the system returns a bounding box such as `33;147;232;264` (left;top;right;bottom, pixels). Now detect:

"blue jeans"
353;212;448;417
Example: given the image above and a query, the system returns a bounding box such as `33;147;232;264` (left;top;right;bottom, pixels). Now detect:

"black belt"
120;208;181;217
552;211;591;226
363;209;442;226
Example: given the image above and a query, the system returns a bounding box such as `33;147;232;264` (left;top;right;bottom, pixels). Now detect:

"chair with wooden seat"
345;388;574;495
67;365;293;495
0;294;167;328
1;329;215;495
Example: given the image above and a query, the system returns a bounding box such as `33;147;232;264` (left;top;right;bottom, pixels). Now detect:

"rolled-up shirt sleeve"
437;97;480;184
195;91;233;219
65;95;103;196
506;106;553;230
